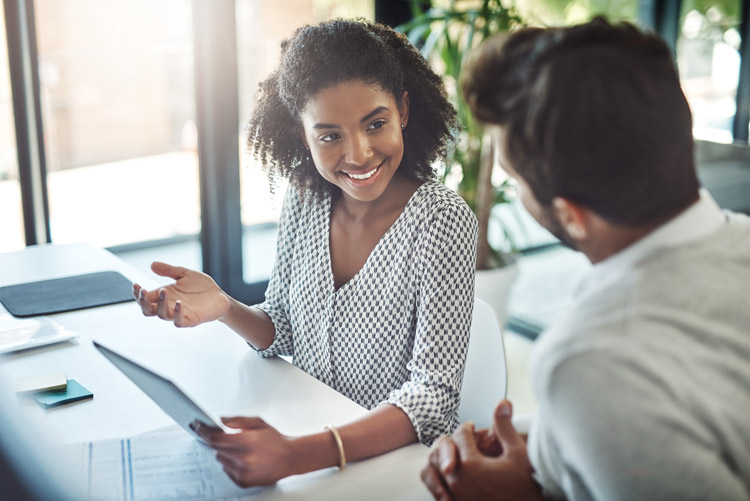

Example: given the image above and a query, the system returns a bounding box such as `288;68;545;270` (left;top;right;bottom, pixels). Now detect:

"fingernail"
499;400;512;417
139;289;145;299
440;454;452;471
175;301;181;312
159;289;165;300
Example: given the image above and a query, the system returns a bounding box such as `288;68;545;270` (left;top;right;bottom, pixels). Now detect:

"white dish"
0;315;78;354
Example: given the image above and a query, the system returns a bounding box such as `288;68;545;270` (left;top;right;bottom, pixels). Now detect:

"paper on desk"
57;425;261;500
0;315;77;354
15;372;67;394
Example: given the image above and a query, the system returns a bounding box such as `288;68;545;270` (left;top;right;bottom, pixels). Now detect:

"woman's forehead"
301;80;398;124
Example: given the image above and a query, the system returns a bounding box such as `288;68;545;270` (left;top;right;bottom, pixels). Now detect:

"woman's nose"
344;133;372;166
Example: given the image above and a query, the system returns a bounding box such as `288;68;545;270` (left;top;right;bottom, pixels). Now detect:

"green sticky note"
33;379;93;409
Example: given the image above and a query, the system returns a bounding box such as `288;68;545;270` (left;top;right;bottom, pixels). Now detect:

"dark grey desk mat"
0;271;134;317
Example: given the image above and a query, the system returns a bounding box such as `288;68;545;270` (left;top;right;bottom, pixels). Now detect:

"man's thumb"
492;400;525;455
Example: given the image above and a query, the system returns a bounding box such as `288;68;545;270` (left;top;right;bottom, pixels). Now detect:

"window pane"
236;0;374;284
677;0;742;143
0;6;24;253
35;0;199;248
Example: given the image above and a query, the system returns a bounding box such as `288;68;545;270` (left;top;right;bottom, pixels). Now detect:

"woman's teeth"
347;167;378;180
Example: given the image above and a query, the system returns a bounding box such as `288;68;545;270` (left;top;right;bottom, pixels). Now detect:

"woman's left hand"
194;416;296;487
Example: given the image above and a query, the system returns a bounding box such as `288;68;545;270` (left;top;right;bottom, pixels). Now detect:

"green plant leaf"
397;0;527;268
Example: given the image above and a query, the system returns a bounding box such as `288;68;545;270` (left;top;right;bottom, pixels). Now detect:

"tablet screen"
93;341;230;442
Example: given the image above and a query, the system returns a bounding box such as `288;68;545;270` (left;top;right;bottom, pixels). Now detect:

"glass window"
34;0;199;249
236;0;374;284
0;5;25;253
676;0;742;143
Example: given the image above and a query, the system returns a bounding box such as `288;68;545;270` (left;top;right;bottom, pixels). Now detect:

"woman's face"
300;80;409;203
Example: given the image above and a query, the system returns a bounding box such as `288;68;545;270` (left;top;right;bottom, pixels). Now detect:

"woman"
133;19;477;487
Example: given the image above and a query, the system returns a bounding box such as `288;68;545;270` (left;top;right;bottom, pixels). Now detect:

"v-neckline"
324;183;427;294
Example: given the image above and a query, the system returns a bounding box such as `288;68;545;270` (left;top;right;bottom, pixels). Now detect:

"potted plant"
399;0;525;320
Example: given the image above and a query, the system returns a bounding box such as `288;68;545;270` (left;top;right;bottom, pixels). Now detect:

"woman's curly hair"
246;18;458;196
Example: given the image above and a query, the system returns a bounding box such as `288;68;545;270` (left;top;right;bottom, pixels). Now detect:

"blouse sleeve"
252;186;299;358
386;198;478;445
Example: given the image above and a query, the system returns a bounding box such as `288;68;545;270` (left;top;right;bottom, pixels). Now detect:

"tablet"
93;341;235;442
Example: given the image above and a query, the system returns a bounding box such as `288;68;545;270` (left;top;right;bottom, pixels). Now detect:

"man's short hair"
461;17;700;225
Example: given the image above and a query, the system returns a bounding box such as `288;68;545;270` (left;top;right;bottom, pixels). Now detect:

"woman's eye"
368;119;386;131
320;132;340;143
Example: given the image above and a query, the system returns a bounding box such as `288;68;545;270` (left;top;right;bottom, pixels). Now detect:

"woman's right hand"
132;262;230;328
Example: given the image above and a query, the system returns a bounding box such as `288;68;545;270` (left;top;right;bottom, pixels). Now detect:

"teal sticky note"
33;379;93;409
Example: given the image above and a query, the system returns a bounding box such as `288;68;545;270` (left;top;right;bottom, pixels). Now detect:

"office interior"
1;0;749;498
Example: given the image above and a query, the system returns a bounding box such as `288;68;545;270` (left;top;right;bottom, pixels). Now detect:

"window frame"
4;0;50;246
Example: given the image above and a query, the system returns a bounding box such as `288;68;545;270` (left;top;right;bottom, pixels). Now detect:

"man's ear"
552;197;590;241
399;91;410;128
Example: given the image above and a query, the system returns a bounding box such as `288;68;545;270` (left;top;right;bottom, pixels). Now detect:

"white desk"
0;243;430;500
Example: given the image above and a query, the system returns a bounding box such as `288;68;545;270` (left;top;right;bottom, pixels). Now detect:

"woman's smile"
341;160;384;186
345;164;380;180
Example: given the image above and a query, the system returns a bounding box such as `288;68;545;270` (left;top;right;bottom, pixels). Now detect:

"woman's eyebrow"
360;106;388;123
313;122;339;130
312;106;389;130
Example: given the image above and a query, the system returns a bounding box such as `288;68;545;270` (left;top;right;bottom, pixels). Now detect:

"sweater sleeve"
386;198;478;445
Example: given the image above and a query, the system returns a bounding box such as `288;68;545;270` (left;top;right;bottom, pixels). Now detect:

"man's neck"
581;194;701;264
582;223;661;264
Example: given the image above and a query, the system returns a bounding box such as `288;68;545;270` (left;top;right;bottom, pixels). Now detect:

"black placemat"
0;271;135;317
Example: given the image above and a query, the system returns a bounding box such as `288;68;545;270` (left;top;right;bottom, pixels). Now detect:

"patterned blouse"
255;181;477;445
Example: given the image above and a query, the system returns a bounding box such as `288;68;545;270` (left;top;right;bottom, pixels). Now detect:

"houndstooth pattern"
254;181;477;445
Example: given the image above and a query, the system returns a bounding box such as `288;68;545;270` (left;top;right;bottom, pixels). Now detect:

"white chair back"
458;297;507;429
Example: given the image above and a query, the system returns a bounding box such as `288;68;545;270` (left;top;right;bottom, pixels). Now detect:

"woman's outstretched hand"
132;262;230;328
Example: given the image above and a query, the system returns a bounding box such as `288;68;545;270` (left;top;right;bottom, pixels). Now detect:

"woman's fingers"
134;284;177;321
134;283;196;326
173;300;187;327
221;416;269;430
194;423;247;451
135;286;157;316
216;450;246;470
151;261;189;280
220;460;249;488
156;288;172;320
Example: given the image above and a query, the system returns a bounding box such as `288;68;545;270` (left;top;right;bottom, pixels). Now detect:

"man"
422;17;750;501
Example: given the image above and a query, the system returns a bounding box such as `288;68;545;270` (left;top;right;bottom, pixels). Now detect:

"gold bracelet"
324;425;346;471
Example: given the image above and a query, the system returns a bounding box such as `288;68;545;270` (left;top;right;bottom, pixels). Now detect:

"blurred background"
2;0;748;305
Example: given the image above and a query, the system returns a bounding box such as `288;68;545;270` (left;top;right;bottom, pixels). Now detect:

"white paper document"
59;426;261;501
